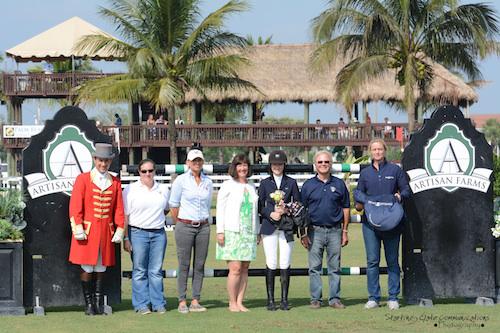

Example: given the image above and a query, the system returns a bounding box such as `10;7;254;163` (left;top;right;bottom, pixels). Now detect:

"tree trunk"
407;101;416;132
167;107;177;165
218;148;224;164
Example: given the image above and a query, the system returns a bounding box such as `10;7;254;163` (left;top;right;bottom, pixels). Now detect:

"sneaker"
137;308;152;315
329;301;346;309
154;307;166;314
387;300;400;310
177;303;189;314
189;303;207;312
364;300;379;309
310;301;321;309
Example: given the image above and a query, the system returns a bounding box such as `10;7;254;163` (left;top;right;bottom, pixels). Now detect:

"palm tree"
311;0;499;132
75;0;254;164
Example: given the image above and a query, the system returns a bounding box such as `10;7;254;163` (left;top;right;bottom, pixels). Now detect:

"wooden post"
129;102;139;125
304;103;310;163
194;102;202;124
354;102;359;121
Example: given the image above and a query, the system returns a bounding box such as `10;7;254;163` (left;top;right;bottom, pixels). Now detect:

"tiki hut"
184;44;477;107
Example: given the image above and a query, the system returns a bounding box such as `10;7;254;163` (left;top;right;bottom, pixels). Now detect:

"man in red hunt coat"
69;143;125;315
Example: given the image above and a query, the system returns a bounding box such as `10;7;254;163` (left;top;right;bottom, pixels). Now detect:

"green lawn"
1;224;498;333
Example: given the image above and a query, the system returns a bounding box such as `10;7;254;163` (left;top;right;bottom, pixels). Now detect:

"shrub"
0;189;26;241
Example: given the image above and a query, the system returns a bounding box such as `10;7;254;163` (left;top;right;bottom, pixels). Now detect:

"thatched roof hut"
184;44;477;106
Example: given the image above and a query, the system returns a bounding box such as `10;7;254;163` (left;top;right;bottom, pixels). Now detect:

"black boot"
81;281;95;315
265;267;277;311
94;279;105;315
280;267;291;310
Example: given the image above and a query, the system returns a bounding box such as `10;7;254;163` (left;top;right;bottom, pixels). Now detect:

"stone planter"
0;240;25;315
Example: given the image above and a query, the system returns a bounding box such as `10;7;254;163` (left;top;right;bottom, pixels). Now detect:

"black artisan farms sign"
402;105;495;302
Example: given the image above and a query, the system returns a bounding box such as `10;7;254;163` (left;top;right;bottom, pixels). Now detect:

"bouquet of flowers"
270;190;285;204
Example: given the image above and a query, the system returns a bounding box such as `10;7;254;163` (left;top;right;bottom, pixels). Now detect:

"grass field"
1;223;498;333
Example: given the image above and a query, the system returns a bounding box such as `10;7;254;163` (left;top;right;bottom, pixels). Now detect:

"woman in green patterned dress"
216;154;259;312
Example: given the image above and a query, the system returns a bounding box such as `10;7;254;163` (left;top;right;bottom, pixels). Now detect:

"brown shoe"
310;301;321;309
330;301;346;309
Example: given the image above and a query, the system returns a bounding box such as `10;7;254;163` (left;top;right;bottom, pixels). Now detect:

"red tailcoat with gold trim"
68;171;125;266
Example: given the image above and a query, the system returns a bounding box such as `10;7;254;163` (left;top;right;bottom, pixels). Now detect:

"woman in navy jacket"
355;138;410;311
258;150;300;311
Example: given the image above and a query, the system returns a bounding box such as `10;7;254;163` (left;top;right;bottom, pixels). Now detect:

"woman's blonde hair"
368;138;387;151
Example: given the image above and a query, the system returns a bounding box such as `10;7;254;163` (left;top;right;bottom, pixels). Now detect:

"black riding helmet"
269;150;287;164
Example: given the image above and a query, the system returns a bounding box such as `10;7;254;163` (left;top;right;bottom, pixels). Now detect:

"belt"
311;224;338;229
177;218;209;227
130;226;164;232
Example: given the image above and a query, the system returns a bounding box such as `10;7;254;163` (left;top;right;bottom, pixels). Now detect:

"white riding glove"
73;224;87;240
111;227;124;243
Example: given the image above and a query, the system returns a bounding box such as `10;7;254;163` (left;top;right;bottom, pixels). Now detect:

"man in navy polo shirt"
301;150;350;309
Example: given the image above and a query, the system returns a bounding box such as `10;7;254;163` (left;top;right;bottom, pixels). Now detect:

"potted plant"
0;188;26;315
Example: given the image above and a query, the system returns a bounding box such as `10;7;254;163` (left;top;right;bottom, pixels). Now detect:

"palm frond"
74;34;132;58
310;35;364;72
75;74;145;104
145;77;184;109
336;54;389;106
179;0;249;58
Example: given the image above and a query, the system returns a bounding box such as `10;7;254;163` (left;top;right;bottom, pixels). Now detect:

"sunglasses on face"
316;160;331;165
140;169;155;174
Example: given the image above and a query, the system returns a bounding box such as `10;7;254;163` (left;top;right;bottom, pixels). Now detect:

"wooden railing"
1;123;409;149
97;123;408;148
2;72;114;97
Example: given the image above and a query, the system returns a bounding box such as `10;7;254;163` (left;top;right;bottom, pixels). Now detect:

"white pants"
81;249;107;273
262;230;294;269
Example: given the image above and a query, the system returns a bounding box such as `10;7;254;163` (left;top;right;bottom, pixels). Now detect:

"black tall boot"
265;267;277;311
94;279;105;315
280;267;291;310
81;280;95;315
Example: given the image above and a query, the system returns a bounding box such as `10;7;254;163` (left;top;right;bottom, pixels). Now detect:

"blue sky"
1;0;498;124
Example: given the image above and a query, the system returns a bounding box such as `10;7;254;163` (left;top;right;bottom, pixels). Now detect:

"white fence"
2;173;359;192
120;172;359;189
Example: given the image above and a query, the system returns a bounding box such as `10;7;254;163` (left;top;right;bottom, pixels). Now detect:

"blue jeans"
362;223;400;302
308;224;342;304
130;227;167;311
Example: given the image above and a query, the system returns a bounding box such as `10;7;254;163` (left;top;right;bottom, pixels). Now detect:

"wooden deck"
1;123;408;149
2;72;113;97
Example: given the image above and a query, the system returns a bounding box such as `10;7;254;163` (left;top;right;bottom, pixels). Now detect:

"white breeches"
81;249;107;273
262;230;294;269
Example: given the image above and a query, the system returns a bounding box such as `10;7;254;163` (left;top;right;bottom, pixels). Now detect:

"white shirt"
90;168;112;191
168;170;213;221
123;180;170;229
273;175;283;189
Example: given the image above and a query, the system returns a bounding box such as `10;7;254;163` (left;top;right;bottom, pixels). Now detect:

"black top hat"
269;150;287;164
92;143;115;159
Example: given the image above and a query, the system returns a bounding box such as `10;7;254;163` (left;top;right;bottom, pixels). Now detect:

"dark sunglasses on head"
316;160;330;164
140;169;155;174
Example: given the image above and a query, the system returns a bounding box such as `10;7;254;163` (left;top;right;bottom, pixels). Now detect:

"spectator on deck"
114;113;122;126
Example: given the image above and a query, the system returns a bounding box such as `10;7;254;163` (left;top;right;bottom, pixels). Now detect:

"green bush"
0;189;26;240
0;219;23;240
494;155;500;197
